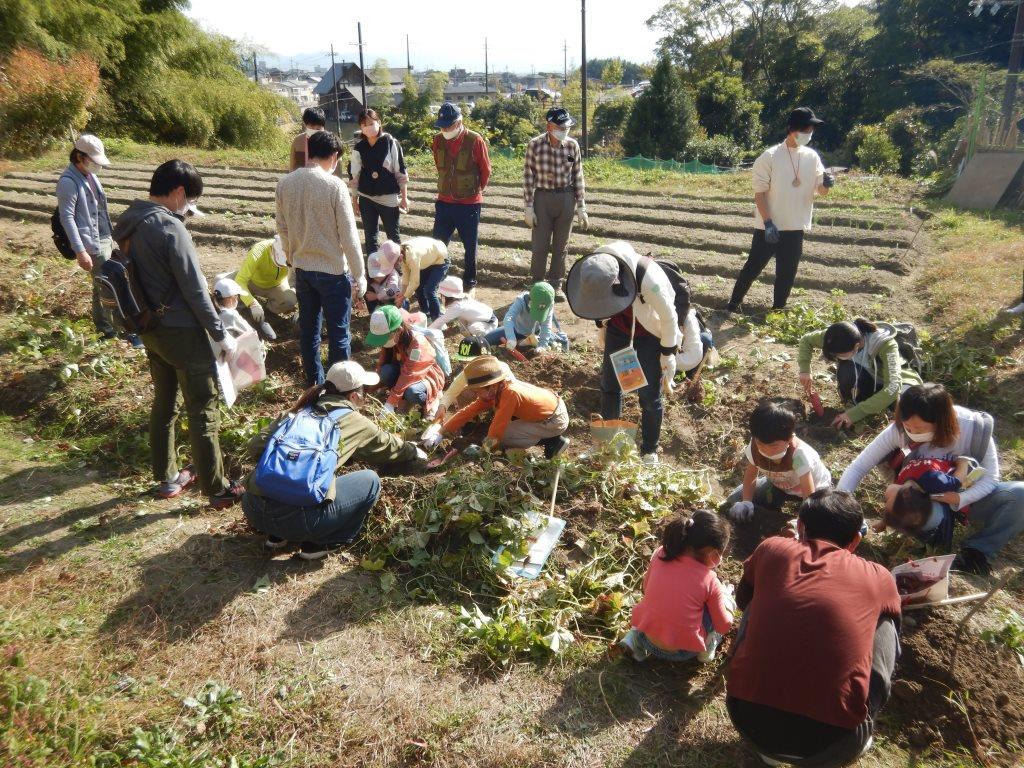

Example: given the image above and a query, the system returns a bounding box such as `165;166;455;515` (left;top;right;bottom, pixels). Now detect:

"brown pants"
530;189;576;289
501;399;569;448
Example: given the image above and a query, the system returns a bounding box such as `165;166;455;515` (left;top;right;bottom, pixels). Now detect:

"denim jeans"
295;268;353;386
600;325;663;455
359;197;400;257
242;469;381;546
380;362;428;406
416;262;449;322
432;201;480;288
483;327;526;348
962;481;1024;558
628;607;721;662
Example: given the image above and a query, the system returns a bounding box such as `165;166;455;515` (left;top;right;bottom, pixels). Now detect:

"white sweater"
596;240;681;353
837;406;999;510
675;309;704;372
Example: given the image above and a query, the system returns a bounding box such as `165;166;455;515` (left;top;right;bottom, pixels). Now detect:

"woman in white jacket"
566;241;680;464
837;382;1024;575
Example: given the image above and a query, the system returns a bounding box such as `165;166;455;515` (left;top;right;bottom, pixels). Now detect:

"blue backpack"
253;405;352;507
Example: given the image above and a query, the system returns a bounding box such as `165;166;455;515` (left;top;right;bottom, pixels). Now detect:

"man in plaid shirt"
523;107;588;301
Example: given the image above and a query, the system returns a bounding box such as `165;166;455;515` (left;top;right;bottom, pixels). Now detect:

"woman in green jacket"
797;319;922;428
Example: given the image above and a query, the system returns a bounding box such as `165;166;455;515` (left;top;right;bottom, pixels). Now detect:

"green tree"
694;72;761;149
423;71;448;104
855;125;900;173
592;96;633;147
601;59;625;87
370;58;393;110
622;56;697;159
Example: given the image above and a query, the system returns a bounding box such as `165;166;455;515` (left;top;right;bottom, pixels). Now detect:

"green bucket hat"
365;304;404;347
528;282;555;323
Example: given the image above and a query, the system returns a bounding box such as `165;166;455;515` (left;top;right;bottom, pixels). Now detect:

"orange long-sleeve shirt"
443;380;558;442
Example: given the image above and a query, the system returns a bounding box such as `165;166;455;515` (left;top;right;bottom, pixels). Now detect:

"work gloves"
257;321;277;341
421;422;443;450
576;206;589;231
764;219;780;245
660;353;677;393
414;445;428;461
354;274;368;300
524;205;536;228
383;402;396;415
247;300;277;341
248;300;265;323
505;337;517;351
729;500;755;522
213;333;237;359
823;170;836;189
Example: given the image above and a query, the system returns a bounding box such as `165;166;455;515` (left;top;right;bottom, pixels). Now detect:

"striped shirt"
523;133;585;206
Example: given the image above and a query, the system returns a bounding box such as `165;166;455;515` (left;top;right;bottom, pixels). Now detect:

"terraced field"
0;163;919;313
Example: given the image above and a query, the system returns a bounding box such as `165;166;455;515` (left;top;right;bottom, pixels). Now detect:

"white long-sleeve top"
597;240;681;354
675;309;704;372
429;297;497;336
837;406;999;511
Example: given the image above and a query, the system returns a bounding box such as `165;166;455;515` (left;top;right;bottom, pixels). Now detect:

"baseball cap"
367;252;387;279
326;360;380;392
453;335;491;362
73;134;110;167
365;304;403;347
434;102;462;129
528;282;555;323
213;277;245;299
545;107;574;127
787;107;825;131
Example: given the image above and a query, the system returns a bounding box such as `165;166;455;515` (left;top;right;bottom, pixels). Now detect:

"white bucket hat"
438;275;465;299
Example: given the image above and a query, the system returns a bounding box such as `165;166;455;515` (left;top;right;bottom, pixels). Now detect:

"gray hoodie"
112;200;225;341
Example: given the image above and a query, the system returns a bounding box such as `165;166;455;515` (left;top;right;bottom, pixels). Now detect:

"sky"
185;0;667;74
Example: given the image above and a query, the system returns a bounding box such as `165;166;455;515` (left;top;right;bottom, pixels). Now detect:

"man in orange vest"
431;102;491;297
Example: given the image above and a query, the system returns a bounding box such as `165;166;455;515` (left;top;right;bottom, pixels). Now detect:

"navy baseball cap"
546;107;574;127
434;102;463;129
787;107;824;131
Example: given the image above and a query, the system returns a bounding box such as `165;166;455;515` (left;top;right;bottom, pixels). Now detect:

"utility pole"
252;52;258;84
330;44;341;133
406;34;412;72
1000;0;1024;140
485;38;489;96
581;0;588;157
357;22;367;110
563;40;568;86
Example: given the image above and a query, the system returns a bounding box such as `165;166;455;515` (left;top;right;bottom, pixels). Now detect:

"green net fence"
490;147;738;174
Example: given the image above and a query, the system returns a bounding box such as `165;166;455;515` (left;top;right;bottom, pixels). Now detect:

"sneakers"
209;480;244;510
124;333;144;349
540;435;569;459
1003;301;1024;315
554;288;567;303
640;452;659;466
697;645;717;663
953;547;991;576
264;534;289;551
298;541;345;560
155;466;195;499
618;629;648;662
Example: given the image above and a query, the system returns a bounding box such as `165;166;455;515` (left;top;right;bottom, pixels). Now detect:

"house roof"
445;81;489;94
313;62;365;95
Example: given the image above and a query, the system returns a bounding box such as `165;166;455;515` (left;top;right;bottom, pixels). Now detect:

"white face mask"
552;128;569;142
84;158;102;174
794;131;812;146
441;126;461;140
905;429;934;444
761;447;789;462
172;192;190;216
363;122;380;137
305;127;320;137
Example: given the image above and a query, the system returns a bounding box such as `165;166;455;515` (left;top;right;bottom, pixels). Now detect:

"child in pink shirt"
621;510;735;662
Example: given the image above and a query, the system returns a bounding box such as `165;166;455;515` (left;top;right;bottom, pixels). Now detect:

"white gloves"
414;445;428;461
421;422;443;450
729;500;755;522
722;583;737;612
354;275;368;299
383;402;396;415
524;205;536;228
248;300;265;323
660;354;677;393
214;334;238;359
505;337;517;351
576;207;589;230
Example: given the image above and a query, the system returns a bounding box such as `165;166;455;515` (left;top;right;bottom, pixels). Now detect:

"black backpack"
51;208;77;260
635;255;707;331
96;236;175;335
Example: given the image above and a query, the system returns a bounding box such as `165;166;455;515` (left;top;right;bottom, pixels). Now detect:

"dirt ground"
1;163;1023;767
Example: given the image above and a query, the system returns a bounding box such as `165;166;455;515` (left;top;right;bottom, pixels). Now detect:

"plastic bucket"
892;553;956;606
590;414;638;444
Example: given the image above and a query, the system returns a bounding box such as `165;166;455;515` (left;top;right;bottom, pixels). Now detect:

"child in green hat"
484;282;567;352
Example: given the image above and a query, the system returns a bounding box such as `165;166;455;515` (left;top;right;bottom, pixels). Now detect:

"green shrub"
687;134;742;168
0;46;100;156
592;96;633;148
855;125;900;174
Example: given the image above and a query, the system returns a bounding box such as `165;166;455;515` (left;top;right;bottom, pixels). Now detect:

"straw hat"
463;355;509;389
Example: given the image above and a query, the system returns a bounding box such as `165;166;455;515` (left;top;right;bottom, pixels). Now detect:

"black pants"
836;360;883;405
359;198;401;257
600;325;663;455
729;229;805;310
728;616;900;767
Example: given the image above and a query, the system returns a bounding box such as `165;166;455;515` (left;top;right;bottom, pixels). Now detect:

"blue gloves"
823;170;836;189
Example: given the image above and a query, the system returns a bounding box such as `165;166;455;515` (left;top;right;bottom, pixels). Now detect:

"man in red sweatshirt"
431;101;491;296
